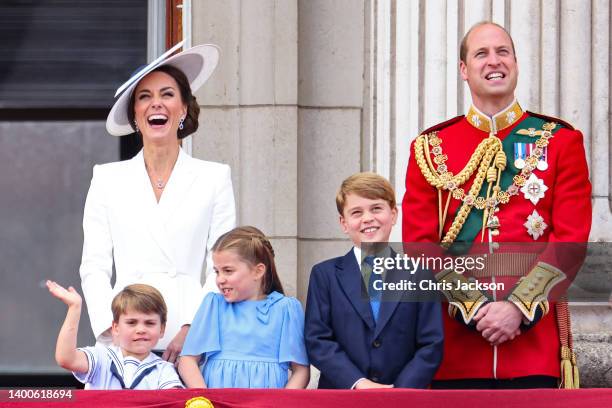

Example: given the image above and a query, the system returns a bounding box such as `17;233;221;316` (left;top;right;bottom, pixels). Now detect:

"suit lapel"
335;250;375;330
158;148;197;223
131;150;157;208
131;149;195;265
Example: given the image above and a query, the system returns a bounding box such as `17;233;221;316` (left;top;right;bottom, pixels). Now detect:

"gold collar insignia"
466;100;523;134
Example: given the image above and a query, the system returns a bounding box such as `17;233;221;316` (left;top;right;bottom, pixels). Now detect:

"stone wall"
190;0;611;387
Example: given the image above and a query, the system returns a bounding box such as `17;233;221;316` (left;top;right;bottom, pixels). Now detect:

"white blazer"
79;148;235;349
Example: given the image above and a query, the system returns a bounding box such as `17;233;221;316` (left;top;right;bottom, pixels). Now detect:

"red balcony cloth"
4;388;612;408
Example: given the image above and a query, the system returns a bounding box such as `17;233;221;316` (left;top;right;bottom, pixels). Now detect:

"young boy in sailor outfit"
47;281;183;389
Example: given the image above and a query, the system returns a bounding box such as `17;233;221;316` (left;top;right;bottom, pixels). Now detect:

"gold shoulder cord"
414;133;501;245
413;122;556;247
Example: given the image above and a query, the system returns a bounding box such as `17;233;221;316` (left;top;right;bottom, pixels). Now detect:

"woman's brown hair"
127;64;200;139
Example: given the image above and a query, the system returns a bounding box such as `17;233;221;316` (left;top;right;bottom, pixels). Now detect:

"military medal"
520;173;548;205
537;147;548;170
516;142;548;171
513;142;526;169
514;142;537;170
414;111;556;246
524;209;547;240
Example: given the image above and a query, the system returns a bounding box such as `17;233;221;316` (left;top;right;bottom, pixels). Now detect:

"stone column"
383;0;612;386
296;0;366;300
188;0;611;387
191;0;300;295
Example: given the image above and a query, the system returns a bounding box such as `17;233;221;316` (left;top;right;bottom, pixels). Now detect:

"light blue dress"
181;291;308;388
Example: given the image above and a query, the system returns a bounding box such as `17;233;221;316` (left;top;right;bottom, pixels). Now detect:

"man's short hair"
336;172;397;215
459;21;517;62
111;284;167;325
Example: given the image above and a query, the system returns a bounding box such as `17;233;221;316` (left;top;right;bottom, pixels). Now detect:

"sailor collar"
106;345;163;389
466;99;523;133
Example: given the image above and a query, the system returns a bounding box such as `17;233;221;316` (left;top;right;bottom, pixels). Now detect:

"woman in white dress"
79;44;235;363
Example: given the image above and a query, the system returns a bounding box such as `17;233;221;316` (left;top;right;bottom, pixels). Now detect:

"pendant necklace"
145;151;177;191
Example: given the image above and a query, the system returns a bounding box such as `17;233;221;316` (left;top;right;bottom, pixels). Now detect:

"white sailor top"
74;344;183;390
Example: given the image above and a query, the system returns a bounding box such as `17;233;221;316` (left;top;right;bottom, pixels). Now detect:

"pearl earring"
134;120;139;132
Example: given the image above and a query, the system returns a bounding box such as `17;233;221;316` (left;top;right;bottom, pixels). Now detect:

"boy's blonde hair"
336;172;397;215
111;284;167;325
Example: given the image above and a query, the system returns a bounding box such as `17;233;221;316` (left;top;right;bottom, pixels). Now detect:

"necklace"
144;150;179;192
145;167;169;190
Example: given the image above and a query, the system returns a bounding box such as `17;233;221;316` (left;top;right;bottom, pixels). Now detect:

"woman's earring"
179;117;185;130
134;120;139;132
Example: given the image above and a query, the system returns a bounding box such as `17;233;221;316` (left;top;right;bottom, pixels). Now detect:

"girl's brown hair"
212;226;284;295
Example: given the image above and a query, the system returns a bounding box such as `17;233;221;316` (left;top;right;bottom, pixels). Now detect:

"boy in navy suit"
305;172;443;389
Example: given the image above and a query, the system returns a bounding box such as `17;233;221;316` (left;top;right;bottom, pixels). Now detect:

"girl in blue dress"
178;226;310;388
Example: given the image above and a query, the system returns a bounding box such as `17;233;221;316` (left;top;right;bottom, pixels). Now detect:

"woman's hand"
162;324;190;364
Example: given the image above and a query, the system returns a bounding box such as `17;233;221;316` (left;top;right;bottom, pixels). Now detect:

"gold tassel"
560;346;575;389
572;352;580;389
561;360;574;388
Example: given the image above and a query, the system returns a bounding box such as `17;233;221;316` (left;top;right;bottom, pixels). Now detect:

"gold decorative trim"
435;269;487;323
466;100;524;133
186;397;214;408
507;261;566;321
413;120;556;246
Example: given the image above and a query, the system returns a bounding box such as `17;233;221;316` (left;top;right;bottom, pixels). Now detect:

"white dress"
79;148;236;349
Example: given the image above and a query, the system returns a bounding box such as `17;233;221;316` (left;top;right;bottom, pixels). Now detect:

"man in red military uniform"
402;21;592;388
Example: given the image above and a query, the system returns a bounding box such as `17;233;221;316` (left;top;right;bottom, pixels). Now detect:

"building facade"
190;0;611;386
0;0;609;386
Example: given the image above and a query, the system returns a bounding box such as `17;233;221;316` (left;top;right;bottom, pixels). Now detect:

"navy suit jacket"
305;249;444;389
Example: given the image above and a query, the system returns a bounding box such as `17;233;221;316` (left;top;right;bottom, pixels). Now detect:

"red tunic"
402;109;592;380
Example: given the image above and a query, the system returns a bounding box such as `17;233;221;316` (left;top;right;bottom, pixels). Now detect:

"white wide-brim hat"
106;41;219;136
